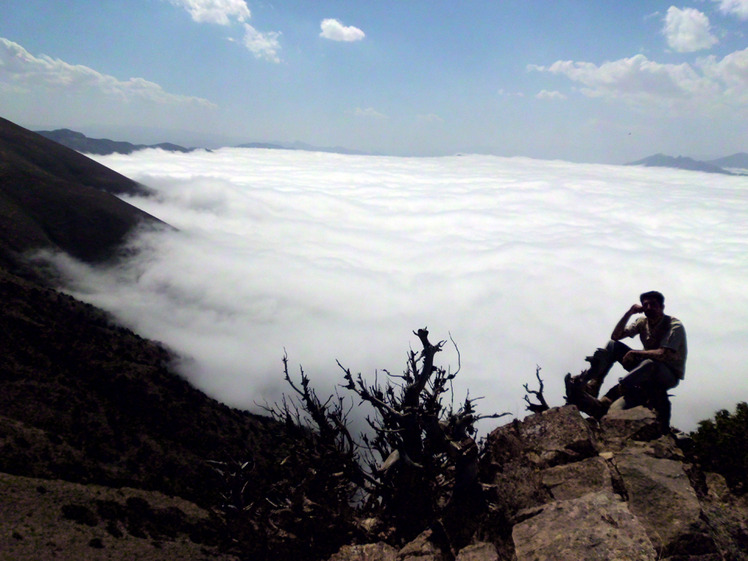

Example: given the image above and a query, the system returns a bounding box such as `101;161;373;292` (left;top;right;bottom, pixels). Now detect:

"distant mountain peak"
705;152;748;170
35;128;193;156
626;153;737;175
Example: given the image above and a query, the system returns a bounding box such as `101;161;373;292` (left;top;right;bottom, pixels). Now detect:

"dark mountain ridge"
36;128;194;156
626;153;744;175
706;152;748;169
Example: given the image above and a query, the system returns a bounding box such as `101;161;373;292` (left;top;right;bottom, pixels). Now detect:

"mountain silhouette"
626;153;735;175
706;152;748;169
36;128;193;156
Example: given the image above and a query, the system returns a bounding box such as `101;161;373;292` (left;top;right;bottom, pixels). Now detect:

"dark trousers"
602;340;679;429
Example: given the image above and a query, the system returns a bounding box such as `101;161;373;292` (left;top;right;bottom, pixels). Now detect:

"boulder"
398;529;448;561
600;406;662;444
512;491;657;561
454;542;500;561
514;405;598;468
328;543;398;561
541;455;615;501
612;448;715;556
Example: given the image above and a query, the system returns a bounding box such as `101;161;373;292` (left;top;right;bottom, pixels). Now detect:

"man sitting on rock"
565;290;687;432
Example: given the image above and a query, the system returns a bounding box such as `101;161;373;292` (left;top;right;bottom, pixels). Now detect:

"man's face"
641;297;664;320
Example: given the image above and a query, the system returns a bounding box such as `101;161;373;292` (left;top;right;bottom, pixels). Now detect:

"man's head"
640;290;665;320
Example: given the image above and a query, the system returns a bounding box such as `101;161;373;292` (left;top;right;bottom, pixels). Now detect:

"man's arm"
611;304;643;340
622;346;677;368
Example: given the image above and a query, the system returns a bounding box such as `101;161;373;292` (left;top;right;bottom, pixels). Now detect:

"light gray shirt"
623;315;687;378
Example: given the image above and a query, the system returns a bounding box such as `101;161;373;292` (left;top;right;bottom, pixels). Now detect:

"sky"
1;0;748;162
39;148;748;434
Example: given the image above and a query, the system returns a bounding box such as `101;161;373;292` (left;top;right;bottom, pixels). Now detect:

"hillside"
0;265;295;506
0;116;164;268
0;118;311;559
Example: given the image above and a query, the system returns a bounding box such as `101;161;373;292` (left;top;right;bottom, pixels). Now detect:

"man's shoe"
565;373;609;419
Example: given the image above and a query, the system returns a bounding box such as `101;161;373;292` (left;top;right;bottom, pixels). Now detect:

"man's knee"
605;340;631;363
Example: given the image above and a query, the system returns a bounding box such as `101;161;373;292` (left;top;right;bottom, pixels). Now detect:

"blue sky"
1;0;747;162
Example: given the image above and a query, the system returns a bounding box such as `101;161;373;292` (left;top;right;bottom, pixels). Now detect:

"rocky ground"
329;406;748;561
0;471;236;561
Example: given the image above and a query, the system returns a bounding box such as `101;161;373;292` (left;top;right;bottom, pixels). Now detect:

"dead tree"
325;329;509;541
235;328;509;550
523;366;550;413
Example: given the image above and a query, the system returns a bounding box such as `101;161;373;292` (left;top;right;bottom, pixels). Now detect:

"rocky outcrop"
330;405;748;561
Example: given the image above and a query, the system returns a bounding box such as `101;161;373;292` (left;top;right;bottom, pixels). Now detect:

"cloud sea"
47;148;748;433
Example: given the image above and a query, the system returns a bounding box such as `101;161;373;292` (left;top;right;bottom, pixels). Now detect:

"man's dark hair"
640;290;665;306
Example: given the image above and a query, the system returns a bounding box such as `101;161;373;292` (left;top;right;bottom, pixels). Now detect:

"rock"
328;542;398;561
482;464;551;517
612;448;715;556
601;406;662;443
512;491;657;561
454;542;500;561
332;405;746;561
541;456;615;501
698;500;748;561
398;529;448;561
514;406;598;468
704;472;731;502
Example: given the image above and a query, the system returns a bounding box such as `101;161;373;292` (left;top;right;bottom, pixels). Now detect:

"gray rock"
328;542;398;561
612;448;715;556
601;406;662;443
541;456;615;501
455;542;500;561
515;406;598;467
398;529;447;561
483;464;551;517
512;491;657;561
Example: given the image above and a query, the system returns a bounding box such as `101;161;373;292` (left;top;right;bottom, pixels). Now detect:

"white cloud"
0;37;215;108
167;0;251;25
498;89;525;97
320;19;366;42
528;49;748;112
713;0;748;19
47;149;748;435
242;24;282;63
164;1;280;62
416;113;444;123
535;89;567;100
663;6;718;52
696;48;748;102
353;107;388;119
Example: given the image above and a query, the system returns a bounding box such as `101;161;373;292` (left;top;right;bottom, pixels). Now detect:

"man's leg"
585;340;631;397
619;360;678;432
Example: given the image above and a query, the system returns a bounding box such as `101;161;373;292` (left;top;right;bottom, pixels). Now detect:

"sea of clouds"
48;148;748;433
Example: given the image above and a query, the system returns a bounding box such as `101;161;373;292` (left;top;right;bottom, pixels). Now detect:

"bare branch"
523;365;550;413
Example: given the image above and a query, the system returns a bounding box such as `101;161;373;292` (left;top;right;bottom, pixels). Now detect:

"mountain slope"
0;117;162;266
0;254;298;508
0;116;300;508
